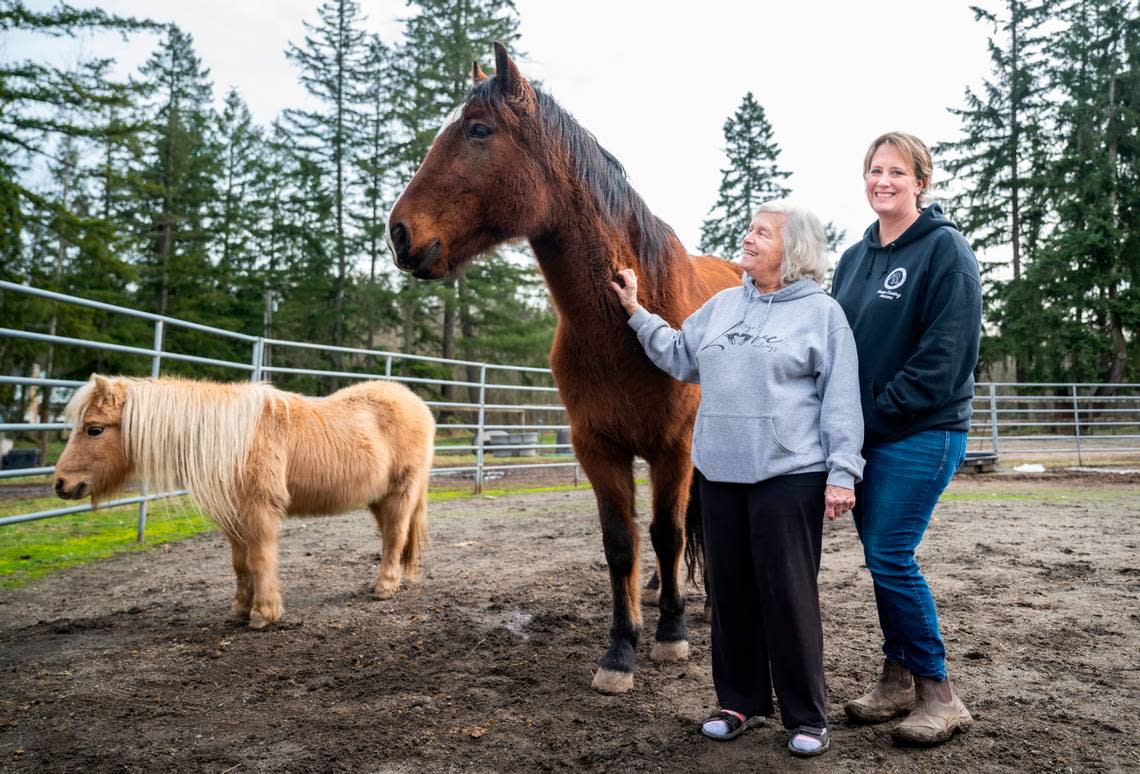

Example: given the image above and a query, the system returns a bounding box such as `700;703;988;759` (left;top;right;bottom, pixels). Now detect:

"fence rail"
3;282;1139;538
0;281;573;538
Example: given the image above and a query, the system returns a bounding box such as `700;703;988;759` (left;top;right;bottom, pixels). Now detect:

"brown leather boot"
844;660;915;723
891;675;973;746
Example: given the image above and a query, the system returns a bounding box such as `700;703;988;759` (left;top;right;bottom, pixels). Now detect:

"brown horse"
388;44;739;693
54;375;435;628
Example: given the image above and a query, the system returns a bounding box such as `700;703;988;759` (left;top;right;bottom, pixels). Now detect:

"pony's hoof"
226;609;250;624
591;667;634;695
650;640;690;662
373;582;399;599
248;606;281;630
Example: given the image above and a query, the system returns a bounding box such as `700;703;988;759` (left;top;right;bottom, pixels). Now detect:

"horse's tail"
683;473;705;584
400;416;435;577
400;473;430;578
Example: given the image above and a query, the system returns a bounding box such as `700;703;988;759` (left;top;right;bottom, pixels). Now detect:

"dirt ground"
1;469;1139;773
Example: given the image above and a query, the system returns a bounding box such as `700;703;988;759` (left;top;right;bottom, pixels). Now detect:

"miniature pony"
55;375;435;628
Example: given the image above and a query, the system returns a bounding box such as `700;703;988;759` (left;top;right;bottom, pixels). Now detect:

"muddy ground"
1;470;1139;773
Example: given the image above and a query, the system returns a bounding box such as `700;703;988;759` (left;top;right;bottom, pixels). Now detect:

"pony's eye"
467;123;492;140
86;426;104;437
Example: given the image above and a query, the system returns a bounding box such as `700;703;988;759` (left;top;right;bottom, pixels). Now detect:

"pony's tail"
683;473;705;585
400;474;430;578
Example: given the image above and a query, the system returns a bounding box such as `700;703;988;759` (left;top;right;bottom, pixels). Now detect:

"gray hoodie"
628;275;864;488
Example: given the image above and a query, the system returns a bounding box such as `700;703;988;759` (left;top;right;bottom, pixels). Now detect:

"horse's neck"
529;201;686;333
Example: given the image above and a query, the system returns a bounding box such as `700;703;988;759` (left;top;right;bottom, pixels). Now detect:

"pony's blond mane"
71;377;278;535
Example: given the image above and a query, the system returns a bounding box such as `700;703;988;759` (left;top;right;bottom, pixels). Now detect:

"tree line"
1;0;1137;425
700;0;1138;386
0;0;554;414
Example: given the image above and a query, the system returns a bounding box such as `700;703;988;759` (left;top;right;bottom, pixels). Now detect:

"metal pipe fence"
0;281;574;539
3;282;1140;539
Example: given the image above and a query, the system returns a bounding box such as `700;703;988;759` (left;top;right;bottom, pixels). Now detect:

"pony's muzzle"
389;222;443;278
54;477;87;500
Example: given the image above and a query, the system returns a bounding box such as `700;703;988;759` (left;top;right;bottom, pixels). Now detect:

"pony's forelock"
63;380;98;426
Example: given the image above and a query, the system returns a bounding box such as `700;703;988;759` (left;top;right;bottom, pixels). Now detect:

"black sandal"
701;709;764;741
788;725;830;757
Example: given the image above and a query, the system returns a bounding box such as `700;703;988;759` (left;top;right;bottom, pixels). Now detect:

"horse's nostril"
55;478;66;495
390;222;410;262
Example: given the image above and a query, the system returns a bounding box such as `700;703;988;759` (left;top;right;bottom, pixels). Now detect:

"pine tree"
353;34;400;356
699;92;791;258
128;24;224;371
937;0;1055;380
284;0;371;369
1027;0;1139;383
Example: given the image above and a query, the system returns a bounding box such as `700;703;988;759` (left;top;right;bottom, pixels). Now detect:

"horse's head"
54;375;130;501
389;43;551;280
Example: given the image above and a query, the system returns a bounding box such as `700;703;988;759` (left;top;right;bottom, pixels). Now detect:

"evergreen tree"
284;0;371;368
937;0;1054;379
214;88;269;332
353;34;400;356
1026;0;1138;383
128;25;226;374
0;0;156;270
699;92;791;258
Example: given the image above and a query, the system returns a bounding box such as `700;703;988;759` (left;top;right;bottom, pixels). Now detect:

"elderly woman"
610;201;864;758
832;132;981;746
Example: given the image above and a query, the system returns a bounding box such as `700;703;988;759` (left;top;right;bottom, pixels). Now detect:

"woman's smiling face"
864;143;924;220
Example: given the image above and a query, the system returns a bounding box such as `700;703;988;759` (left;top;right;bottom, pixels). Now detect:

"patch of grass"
0;495;211;589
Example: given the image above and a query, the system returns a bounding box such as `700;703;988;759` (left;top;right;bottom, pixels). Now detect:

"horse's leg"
646;448;691;662
244;507;284;630
225;535;253;623
577;438;640;694
368;484;416;598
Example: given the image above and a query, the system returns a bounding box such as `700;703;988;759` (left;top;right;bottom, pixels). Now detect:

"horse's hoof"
642;590;660;608
373;583;398;599
226;611;249;624
650;640;690;662
248;609;279;630
591;667;634;695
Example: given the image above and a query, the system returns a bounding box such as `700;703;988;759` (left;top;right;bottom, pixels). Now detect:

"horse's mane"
466;81;681;282
66;377;280;535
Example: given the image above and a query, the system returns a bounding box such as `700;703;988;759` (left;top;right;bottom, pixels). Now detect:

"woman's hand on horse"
609;268;641;315
824;485;856;521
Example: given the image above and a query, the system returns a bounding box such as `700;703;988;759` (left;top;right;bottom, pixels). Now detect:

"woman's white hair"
755;200;829;284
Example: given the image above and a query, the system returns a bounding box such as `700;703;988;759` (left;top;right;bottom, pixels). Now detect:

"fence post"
1071;384;1083;466
385;355;392;378
475;364;487;494
137;320;164;543
251;338;264;382
988;383;999;455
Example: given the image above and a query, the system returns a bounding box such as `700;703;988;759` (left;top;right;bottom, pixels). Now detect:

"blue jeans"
852;430;967;681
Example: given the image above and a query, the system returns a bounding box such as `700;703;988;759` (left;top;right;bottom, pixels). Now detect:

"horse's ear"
91;374;111;396
472;60;488;85
492;41;533;109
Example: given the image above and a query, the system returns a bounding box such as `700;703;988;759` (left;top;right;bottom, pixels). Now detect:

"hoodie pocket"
694;412;800;482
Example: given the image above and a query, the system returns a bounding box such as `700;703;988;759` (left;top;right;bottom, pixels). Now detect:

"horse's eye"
467;123;492;140
86;426;104;437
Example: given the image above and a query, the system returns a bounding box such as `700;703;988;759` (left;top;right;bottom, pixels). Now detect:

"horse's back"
279;380;434;515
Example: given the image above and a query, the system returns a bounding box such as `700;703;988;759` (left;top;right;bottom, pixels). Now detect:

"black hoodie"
831;204;981;445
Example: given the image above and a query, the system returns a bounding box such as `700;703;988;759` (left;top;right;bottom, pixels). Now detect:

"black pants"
699;470;828;729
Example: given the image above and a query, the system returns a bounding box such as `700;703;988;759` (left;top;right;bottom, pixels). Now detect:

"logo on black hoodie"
877;268;907;300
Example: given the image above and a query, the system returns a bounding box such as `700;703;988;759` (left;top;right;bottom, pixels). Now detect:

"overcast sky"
7;0;998;264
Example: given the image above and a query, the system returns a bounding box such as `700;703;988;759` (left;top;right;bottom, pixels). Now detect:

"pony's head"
389;43;548;279
54;375;130;501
